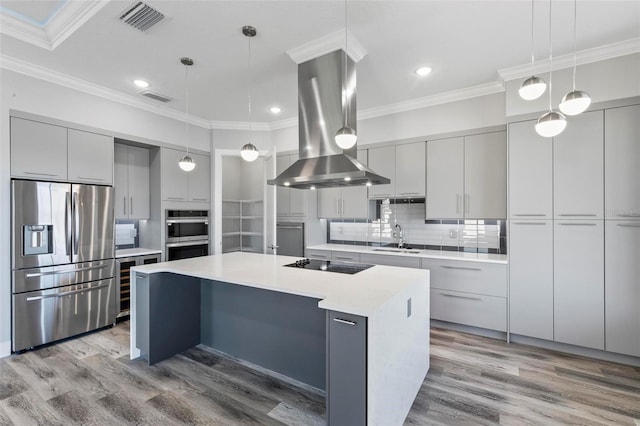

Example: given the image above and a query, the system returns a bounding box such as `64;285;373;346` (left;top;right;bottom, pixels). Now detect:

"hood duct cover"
268;50;389;189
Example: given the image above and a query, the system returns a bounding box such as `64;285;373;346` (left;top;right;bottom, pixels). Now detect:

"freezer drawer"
12;278;116;352
13;259;115;294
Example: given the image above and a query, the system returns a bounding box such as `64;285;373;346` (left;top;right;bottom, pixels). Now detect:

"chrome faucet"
393;224;406;248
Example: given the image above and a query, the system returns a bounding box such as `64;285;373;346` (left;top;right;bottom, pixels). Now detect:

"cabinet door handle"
557;223;597;226
24;171;59;177
77;176;105;181
333;318;357;326
616;213;640;218
513;214;546;217
440;265;482;271
123;197;127;215
616;223;640;228
513;222;547;225
558;214;596;217
441;293;481;301
26;282;111;301
192;198;208;201
334;256;353;260
167;197;185;201
130;197;133;215
399;192;419;195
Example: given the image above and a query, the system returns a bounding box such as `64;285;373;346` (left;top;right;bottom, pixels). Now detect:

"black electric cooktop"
284;258;374;274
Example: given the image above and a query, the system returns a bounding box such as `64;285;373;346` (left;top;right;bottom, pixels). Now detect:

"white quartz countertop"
116;248;162;259
307;243;508;264
131;252;429;317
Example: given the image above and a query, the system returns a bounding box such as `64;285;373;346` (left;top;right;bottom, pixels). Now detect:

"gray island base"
130;252;430;425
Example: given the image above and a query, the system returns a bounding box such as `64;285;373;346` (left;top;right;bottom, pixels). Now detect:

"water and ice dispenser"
23;225;53;256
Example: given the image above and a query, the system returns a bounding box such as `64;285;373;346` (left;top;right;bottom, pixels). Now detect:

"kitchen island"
130;252;429;425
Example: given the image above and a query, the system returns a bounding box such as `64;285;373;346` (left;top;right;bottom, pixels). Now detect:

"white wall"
0;69;210;353
505;53;640;117
271;92;507;152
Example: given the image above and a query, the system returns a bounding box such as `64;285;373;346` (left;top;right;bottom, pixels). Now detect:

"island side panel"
368;274;430;425
200;280;326;390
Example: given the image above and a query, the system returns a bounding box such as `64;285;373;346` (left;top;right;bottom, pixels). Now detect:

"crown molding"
1;54;211;129
210;121;271;131
0;1;108;50
358;81;506;121
498;37;640;83
287;30;367;64
269;116;299;131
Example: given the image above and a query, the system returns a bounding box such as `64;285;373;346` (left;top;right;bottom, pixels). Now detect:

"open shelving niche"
222;199;264;253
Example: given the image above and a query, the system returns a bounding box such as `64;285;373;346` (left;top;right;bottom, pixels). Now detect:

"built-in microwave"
166;210;209;243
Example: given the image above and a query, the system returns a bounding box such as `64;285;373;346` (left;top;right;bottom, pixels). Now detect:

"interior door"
265;149;278;254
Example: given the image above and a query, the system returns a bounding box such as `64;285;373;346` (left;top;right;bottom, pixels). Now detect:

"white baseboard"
0;340;11;358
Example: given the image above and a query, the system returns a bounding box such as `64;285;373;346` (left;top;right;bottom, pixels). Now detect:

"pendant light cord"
530;0;535;65
572;0;577;90
344;0;349;127
547;0;553;111
185;64;190;155
248;32;253;137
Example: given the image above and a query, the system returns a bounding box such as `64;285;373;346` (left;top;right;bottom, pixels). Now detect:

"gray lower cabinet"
306;249;330;259
360;253;421;268
328;311;367;426
553;220;604;350
509;221;554;340
605;221;640;357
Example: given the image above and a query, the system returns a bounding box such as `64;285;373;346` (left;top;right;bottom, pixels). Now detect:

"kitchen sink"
372;248;421;254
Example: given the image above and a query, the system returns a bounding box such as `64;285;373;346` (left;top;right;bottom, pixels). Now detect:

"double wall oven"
165;210;210;260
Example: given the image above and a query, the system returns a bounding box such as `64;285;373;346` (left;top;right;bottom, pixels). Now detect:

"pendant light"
519;0;547;101
178;57;196;172
335;0;357;150
559;0;591;116
240;25;259;162
535;0;566;138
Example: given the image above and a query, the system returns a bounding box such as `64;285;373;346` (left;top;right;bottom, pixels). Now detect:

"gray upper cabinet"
162;148;189;201
508;120;553;219
11;117;114;185
115;144;150;219
427;131;506;219
11;117;68;180
188;153;211;202
553;110;604;219
368;146;396;198
605;220;640;357
553;220;604;350
318;150;368;219
464;132;506;219
605;104;640;220
426;137;464;219
395;142;426;197
276;154;305;217
161;148;210;203
509;220;553;340
67;129;114;185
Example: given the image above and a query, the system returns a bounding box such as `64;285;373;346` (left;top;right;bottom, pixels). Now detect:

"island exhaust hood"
267;50;390;189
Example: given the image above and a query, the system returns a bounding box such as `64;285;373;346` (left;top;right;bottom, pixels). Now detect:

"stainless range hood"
268;50;390;189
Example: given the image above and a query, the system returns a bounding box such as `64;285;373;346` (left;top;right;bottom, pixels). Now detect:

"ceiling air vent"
139;90;172;102
119;2;165;32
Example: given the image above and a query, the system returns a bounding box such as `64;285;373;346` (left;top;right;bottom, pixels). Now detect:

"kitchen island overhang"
129;252;430;425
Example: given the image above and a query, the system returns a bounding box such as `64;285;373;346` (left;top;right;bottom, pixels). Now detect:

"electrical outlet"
449;229;458;239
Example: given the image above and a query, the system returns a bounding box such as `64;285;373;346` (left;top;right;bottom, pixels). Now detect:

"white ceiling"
1;0;639;127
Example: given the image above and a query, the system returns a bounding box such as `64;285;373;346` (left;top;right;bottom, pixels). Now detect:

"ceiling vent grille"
139;90;172;102
119;2;165;32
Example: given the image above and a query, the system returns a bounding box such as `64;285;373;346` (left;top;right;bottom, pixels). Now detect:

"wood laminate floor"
0;323;638;425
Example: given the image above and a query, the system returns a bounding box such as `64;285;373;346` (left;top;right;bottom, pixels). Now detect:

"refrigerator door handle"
73;192;79;255
65;191;72;255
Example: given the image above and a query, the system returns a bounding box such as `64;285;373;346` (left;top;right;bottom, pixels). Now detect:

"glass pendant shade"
519;76;547;100
335;126;357;149
559;89;591;116
535;110;567;138
240;143;259;162
178;155;196;171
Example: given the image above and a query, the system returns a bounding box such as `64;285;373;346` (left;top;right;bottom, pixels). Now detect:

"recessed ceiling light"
133;79;150;88
344;177;351;182
415;67;432;77
270;106;281;114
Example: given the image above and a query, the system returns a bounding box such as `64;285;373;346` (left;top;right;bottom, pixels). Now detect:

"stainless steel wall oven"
165;210;209;260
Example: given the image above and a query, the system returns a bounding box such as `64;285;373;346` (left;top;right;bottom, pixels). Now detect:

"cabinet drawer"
331;251;361;263
306;249;330;260
421;259;506;297
359;253;421;269
431;289;506;332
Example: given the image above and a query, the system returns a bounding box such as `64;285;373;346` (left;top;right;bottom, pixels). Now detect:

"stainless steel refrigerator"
11;180;116;352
